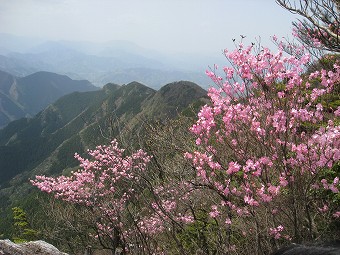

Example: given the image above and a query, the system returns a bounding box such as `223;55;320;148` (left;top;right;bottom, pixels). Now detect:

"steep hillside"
142;81;207;118
17;71;97;114
0;71;98;128
0;70;26;125
0;80;206;186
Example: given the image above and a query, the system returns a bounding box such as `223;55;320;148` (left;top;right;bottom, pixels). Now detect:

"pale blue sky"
0;0;297;55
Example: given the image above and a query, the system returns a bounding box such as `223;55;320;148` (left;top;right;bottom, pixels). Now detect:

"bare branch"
276;0;340;52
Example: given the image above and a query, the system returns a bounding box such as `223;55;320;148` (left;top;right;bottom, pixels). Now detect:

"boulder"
0;239;68;255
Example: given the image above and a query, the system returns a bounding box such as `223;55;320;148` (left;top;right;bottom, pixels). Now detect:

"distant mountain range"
0;70;98;128
0;33;215;89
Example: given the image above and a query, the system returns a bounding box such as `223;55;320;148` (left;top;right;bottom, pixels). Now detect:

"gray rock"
0;239;68;255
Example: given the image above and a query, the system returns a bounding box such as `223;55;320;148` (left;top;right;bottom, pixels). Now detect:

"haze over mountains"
0;33;214;89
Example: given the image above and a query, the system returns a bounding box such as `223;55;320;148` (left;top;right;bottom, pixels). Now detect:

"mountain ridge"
0;70;98;128
0;80;207;186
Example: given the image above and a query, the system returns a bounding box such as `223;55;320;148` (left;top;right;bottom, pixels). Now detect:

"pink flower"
244;196;259;207
268;184;280;196
226;162;241;175
318;204;329;212
225;218;232;225
333;211;340;218
334;106;340;116
209;205;221;218
269;225;284;239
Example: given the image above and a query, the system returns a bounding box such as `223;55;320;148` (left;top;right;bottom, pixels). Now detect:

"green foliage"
12;207;39;243
317;162;340;204
307;54;340;74
49;134;83;174
177;211;219;254
181;98;208;118
289;159;340;241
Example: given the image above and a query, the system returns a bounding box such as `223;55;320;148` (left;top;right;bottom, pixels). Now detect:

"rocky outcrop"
0;239;68;255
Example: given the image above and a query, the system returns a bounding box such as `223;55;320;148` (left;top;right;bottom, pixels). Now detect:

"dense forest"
1;0;340;255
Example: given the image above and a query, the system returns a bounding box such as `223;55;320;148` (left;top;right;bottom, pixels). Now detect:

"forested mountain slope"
0;81;207;227
0;70;97;128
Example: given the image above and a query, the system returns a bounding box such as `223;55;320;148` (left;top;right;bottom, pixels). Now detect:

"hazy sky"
0;0;298;55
